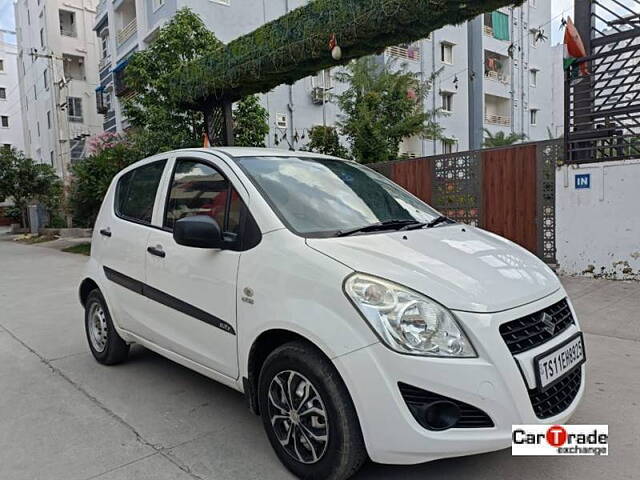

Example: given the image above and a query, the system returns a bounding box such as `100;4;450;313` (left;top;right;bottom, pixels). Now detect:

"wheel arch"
79;277;100;306
245;328;333;416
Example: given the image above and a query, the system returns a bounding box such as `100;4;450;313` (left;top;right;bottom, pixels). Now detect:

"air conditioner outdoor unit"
311;87;325;105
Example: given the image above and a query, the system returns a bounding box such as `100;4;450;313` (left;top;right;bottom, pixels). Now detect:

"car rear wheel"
84;289;129;365
258;341;367;479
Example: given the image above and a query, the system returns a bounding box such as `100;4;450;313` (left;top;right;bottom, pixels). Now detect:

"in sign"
575;174;590;189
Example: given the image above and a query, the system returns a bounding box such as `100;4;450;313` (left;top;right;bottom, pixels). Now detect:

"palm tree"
483;129;527;148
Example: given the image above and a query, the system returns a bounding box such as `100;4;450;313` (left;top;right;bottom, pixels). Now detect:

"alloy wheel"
267;370;329;464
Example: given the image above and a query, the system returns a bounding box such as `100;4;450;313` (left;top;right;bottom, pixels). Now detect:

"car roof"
176;147;346;161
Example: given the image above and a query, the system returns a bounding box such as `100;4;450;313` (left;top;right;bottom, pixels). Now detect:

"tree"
483;129;527;148
0;147;62;227
304;126;349;158
233;95;269;147
335;57;443;163
123;8;224;151
68;135;144;227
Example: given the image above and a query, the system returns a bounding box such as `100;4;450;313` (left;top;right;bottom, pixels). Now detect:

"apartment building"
14;0;103;180
0;31;25;153
94;0;553;156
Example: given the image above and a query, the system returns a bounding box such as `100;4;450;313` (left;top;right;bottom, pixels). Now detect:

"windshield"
235;156;441;237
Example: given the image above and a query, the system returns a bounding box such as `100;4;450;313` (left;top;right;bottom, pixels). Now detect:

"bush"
304;126;349;158
69;136;145;227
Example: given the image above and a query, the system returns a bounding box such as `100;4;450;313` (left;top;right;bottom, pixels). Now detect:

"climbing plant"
169;0;523;109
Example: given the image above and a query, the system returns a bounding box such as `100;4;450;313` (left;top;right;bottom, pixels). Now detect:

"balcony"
484;51;510;84
116;19;137;46
485;93;511;126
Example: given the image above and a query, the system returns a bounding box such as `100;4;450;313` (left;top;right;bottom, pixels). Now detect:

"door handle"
147;246;166;258
99;228;112;237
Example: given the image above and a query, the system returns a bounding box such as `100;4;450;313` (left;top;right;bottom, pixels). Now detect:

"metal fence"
565;0;640;164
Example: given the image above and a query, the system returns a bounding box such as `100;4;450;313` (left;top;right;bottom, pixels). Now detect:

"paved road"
0;240;638;480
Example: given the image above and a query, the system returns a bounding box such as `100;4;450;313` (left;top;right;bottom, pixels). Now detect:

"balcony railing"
116;19;137;46
485;70;510;83
483;25;493;36
387;45;421;62
485;114;511;126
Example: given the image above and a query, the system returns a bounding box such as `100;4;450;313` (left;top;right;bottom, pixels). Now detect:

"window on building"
3;144;11;149
67;97;83;122
530;108;538;125
43;69;48;90
115;160;167;224
152;0;165;11
50;151;54;165
40;28;45;48
440;42;454;64
27;9;30;25
59;10;77;37
0;59;4;72
100;29;110;60
0;87;6;100
530;68;538;87
441;92;454;112
63;55;86;80
47;111;51;129
33;84;37;100
1;116;9;128
164;159;241;233
37;122;40;136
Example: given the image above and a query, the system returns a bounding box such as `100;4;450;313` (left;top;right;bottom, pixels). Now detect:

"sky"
0;0;574;44
0;0;16;43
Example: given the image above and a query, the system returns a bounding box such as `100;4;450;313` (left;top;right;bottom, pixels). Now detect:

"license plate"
534;333;585;391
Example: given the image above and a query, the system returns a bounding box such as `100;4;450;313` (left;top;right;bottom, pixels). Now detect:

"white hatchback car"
80;148;585;479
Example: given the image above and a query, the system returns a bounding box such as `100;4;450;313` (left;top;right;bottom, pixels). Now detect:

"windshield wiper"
426;215;454;228
335;219;424;237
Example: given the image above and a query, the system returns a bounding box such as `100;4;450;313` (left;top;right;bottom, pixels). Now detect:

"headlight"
344;273;476;357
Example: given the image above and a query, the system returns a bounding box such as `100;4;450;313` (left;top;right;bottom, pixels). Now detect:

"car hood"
306;225;560;313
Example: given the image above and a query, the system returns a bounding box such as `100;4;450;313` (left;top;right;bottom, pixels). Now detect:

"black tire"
258;341;367;480
84;289;129;365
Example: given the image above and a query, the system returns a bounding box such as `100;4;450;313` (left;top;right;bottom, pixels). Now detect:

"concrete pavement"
0;240;638;480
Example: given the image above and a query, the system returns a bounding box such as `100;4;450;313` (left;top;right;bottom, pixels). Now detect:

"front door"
143;155;245;379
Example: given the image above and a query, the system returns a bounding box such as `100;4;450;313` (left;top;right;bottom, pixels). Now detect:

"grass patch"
62;243;91;256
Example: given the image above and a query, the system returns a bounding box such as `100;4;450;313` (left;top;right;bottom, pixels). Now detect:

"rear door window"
115;160;167;224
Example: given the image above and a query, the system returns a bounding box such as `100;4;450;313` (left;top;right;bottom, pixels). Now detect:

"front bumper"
333;288;586;465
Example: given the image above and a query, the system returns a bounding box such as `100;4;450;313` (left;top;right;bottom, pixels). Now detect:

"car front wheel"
258;341;367;480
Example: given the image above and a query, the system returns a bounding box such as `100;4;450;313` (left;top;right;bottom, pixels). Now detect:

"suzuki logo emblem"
541;313;556;335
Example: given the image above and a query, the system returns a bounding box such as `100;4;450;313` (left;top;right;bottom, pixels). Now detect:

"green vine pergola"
169;0;523;145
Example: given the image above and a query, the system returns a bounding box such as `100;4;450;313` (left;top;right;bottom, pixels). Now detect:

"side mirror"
173;215;224;249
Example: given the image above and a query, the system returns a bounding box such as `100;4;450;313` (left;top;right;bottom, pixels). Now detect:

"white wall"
0;34;25;153
556;160;640;279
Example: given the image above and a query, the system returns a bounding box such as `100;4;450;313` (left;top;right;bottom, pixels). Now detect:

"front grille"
398;382;494;429
499;299;575;355
528;367;583;419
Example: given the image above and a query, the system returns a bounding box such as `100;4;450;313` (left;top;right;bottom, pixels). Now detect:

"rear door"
97;158;168;331
142;154;249;378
